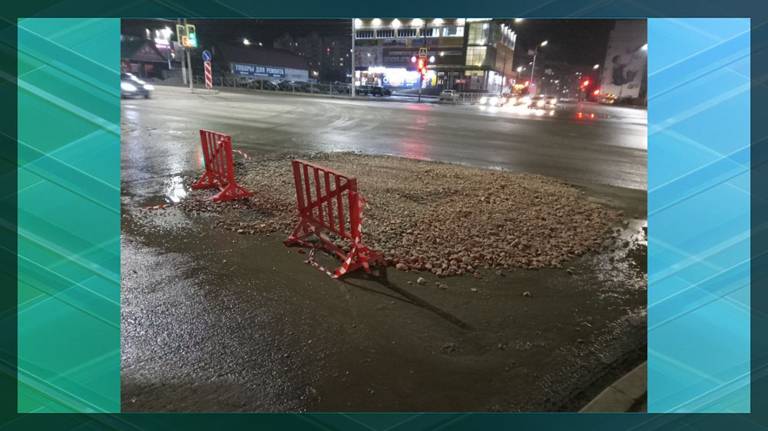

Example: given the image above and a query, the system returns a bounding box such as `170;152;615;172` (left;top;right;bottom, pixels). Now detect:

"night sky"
122;18;622;67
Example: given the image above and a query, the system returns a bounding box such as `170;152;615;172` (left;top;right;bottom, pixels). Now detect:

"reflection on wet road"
121;86;647;192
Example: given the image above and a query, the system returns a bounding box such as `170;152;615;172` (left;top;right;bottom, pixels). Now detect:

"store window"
356;30;374;39
441;26;464;37
377;29;395;38
467;22;490;45
397;28;418;38
423;27;439;37
465;46;487;66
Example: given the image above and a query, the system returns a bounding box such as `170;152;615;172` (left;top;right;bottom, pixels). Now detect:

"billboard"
230;62;285;78
600;20;647;99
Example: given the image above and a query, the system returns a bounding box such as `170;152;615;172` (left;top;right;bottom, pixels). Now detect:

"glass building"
353;18;516;93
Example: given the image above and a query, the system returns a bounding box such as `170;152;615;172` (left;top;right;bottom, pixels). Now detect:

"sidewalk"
580;362;647;412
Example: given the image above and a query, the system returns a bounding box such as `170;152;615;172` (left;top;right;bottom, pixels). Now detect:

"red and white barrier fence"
284;159;384;278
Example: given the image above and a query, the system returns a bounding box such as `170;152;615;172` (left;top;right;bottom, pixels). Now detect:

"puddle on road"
588;218;648;299
165;175;189;204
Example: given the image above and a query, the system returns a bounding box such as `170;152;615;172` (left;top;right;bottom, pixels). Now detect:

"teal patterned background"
647;18;751;413
17;18;120;413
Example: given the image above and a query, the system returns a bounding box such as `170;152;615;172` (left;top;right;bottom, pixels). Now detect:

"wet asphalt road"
120;86;647;412
122;86;646;191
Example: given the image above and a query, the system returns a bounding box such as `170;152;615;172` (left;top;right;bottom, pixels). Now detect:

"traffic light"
581;79;591;88
417;57;426;75
178;23;198;48
186;24;198;48
176;24;187;45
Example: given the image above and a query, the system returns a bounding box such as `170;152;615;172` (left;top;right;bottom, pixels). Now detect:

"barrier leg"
212;182;252;202
333;245;384;278
192;170;218;189
285;218;314;247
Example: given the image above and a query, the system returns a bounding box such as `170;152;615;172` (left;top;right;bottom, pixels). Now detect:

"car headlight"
143;84;155;91
121;82;137;92
536;100;545;107
550;98;558;104
479;96;487;105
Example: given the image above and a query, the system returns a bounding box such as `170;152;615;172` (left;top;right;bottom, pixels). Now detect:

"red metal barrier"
285;159;384;278
192;129;252;202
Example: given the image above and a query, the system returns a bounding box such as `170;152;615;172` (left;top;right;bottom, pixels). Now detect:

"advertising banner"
231;62;285;78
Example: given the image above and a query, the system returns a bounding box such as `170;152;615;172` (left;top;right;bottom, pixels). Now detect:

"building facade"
599;20;647;104
353;18;516;92
120;34;179;79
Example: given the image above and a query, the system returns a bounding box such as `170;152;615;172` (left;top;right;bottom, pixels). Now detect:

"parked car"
357;85;391;96
120;73;153;99
293;82;311;93
277;80;295;91
260;80;279;91
439;90;459;104
333;86;350;95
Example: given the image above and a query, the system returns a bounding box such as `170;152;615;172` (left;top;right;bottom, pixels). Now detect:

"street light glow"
391;18;401;29
593;64;600;69
242;38;251;46
411;18;424;27
540;40;549;47
372;18;382;26
354;18;363;27
516;66;524;72
432;18;444;25
514;18;524;23
641;43;648;51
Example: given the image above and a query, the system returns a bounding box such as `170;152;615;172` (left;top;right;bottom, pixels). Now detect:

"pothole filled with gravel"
179;153;622;276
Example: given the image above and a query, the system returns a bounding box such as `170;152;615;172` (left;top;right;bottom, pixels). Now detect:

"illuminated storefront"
353;18;516;92
355;67;437;89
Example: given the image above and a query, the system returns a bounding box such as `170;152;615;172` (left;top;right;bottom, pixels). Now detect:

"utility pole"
529;40;548;94
499;47;508;97
417;19;427;103
178;18;187;85
184;18;193;90
351;18;355;98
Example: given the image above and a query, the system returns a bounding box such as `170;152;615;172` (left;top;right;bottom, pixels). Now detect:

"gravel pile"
179;153;621;276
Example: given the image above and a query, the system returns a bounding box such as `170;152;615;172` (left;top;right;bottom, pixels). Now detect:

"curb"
580;361;647;412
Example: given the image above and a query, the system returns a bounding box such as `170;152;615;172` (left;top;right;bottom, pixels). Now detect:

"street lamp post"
351;18;356;98
499;47;508;97
529;40;548;91
178;18;186;85
184;18;193;90
417;19;427;103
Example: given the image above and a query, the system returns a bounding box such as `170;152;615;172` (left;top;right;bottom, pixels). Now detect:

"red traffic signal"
581;79;591;88
417;58;426;73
